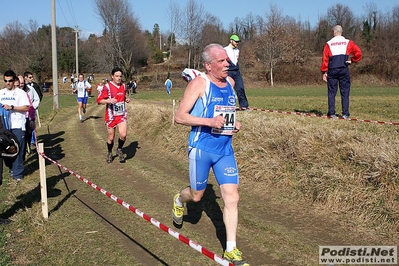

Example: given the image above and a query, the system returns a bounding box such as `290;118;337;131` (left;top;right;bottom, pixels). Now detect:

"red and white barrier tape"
246;107;399;126
38;151;233;266
173;100;399;126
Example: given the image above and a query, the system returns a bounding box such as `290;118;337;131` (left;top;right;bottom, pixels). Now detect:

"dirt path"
24;99;391;266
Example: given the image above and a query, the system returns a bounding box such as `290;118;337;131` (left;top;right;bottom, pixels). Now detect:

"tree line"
0;0;398;86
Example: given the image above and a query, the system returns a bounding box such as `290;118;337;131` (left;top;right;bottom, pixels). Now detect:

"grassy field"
130;84;399;121
0;85;398;265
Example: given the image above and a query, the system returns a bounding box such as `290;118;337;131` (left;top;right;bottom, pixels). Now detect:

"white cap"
182;68;202;82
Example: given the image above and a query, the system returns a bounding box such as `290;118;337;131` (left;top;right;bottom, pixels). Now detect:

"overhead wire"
56;0;78;29
56;0;71;27
66;0;78;27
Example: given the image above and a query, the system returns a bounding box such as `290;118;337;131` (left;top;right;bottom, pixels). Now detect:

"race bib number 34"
113;102;125;116
211;105;236;135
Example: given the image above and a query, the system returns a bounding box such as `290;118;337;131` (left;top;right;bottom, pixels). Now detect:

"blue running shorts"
77;97;88;104
188;148;239;191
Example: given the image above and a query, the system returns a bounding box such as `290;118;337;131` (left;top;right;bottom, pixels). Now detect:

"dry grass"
1;94;398;265
129;102;399;238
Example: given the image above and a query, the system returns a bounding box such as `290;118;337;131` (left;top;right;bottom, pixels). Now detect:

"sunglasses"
4;79;14;83
28;76;33;78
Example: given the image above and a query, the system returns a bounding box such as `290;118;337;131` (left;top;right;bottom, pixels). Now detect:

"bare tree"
25;21;52;81
254;4;296;86
199;14;225;49
241;13;258;41
0;21;26;72
361;2;379;50
165;1;181;64
370;5;399;82
180;0;206;68
94;0;147;80
326;4;356;38
228;17;245;38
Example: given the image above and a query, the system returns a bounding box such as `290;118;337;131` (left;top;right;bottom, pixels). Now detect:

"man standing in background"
1;70;30;181
321;25;362;119
224;34;249;110
24;71;43;102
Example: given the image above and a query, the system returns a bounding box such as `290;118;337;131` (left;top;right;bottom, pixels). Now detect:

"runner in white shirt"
73;73;92;122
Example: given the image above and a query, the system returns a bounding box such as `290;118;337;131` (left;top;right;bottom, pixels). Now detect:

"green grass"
37;94;98;122
132;85;399;121
0;228;10;266
1;85;398;264
51;85;398;123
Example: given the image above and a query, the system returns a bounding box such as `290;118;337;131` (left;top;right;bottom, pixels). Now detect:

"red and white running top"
97;81;127;122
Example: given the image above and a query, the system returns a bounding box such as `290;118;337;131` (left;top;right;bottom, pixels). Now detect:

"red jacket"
321;36;362;72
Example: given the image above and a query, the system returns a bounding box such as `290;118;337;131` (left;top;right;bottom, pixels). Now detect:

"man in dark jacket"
24;71;43;101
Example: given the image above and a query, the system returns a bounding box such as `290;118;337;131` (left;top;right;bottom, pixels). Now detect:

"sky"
0;0;397;39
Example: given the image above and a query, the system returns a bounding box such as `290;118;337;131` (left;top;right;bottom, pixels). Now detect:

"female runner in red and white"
97;67;131;163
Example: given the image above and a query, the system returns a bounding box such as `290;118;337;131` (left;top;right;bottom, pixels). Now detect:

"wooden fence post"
172;99;176;125
38;143;48;219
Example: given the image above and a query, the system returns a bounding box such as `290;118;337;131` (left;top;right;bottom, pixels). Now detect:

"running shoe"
83;108;86;114
117;148;125;163
106;152;112;163
172;193;184;225
223;247;250;266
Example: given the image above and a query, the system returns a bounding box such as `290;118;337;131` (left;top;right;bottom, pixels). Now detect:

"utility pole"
159;31;162;52
51;0;59;109
73;26;79;78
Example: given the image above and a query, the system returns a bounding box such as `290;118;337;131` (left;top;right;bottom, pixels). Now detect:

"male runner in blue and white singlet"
172;43;249;265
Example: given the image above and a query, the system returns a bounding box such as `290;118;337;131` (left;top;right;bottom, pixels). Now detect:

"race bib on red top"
113;102;125;116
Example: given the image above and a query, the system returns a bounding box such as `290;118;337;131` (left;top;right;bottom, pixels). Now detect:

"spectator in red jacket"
321;25;362;119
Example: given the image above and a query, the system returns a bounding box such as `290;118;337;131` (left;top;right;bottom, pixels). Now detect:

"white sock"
226;241;236;252
175;196;183;207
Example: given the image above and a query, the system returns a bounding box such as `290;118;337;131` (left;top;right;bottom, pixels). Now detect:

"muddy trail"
7;98;390;266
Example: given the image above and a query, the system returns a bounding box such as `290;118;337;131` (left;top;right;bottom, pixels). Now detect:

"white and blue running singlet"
188;76;239;190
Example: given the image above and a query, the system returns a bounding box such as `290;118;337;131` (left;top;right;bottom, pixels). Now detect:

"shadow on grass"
124;141;140;161
294;109;324;116
0;129;71;219
73;194;169;265
106;141;140;163
183;184;227;250
0;172;67;220
24;130;66;176
81;115;101;123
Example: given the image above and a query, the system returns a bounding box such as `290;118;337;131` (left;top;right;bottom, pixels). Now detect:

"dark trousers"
4;128;25;180
327;67;351;117
228;70;248;108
